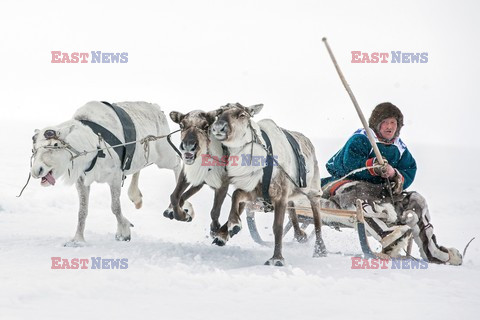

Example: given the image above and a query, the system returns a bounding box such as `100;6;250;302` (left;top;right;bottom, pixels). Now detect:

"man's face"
379;117;398;140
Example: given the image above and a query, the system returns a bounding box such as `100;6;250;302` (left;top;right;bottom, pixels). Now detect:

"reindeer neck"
223;119;268;191
225;120;266;157
64;120;106;183
183;139;225;187
225;120;262;154
206;135;224;158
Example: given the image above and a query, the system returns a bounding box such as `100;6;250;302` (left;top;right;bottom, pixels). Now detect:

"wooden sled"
246;199;397;259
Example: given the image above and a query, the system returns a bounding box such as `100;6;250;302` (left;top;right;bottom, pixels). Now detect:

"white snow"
1;1;480;319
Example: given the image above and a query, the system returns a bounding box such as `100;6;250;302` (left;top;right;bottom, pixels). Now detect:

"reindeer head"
169;110;217;165
211;103;263;147
31;124;76;187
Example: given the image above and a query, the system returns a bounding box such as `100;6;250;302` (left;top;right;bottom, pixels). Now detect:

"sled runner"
246;199;391;259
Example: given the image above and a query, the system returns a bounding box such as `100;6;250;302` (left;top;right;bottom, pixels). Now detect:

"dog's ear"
170;111;185;124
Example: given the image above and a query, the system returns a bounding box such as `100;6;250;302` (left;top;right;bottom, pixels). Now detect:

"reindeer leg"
288;200;308;243
209;180;229;237
265;199;287;266
110;177;133;241
309;196;327;257
227;189;253;237
213;189;252;246
128;171;143;209
65;177;90;247
177;183;203;221
164;169;192;221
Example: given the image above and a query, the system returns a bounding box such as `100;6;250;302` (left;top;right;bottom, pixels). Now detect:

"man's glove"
372;157;387;176
370;157;394;178
367;158;396;178
390;169;404;195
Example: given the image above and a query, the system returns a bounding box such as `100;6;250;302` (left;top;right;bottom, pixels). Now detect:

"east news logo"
201;154;278;167
351;257;428;269
351;51;428;63
51;257;128;269
51;51;128;63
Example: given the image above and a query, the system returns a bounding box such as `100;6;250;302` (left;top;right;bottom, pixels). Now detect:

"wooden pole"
322;37;385;165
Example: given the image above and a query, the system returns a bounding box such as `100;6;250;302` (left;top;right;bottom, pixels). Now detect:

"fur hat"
368;102;404;139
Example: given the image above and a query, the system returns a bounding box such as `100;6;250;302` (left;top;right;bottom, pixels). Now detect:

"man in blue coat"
322;102;462;265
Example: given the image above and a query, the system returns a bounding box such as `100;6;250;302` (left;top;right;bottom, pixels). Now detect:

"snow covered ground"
1;0;480;319
1;120;479;319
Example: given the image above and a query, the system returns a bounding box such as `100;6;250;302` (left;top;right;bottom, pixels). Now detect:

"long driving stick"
322;37;396;202
322;37;384;165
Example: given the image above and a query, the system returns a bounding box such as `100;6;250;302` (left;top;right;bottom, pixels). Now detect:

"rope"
167;129;182;157
68;131;177;160
324;165;381;186
19;130;181;197
245;119;381;196
219;104;384;199
33;130;182;162
463;237;475;258
17;173;32;198
17;154;35;197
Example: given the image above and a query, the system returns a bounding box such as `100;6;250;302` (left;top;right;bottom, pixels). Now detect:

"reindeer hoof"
115;235;131;241
163;209;174;220
265;258;285;266
184;211;193;222
212;237;226;246
177;212;192;222
183;208;193;222
228;225;242;238
210;222;221;238
313;251;327;258
313;243;328;257
134;200;142;209
64;240;86;247
294;231;308;243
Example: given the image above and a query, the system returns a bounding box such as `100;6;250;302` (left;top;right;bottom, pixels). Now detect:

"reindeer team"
30;100;341;265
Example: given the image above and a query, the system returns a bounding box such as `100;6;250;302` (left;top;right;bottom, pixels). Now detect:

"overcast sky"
1;0;479;149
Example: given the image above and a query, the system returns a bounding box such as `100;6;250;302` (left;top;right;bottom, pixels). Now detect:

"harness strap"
101;101;136;171
167;132;182;157
221;145;230;171
84;147;105;173
282;129;307;188
261;130;274;212
79;120;124;172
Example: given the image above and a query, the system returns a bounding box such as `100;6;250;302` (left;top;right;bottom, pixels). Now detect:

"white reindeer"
30;101;184;246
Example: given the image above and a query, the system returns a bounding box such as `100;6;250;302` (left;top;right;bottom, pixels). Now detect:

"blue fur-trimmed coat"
321;128;417;189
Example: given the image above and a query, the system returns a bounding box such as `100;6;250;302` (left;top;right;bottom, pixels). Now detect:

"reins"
167;129;182;157
17;153;35;197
